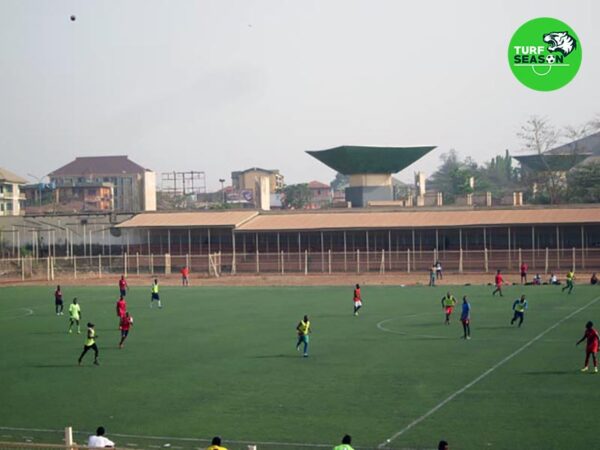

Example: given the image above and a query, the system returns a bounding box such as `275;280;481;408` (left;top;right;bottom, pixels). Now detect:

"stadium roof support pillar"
232;231;236;274
188;229;192;255
556;226;560;268
508;226;512;268
532;226;535;268
298;232;301;270
321;231;325;272
581;225;585;269
344;231;348;272
483;227;487;250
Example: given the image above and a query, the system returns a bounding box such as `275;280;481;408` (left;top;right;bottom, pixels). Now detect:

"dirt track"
1;271;586;287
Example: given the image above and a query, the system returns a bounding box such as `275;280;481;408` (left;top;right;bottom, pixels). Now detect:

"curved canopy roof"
306;145;436;174
514;154;591;172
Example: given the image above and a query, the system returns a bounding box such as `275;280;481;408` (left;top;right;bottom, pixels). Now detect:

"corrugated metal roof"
117;211;258;228
235;208;600;231
49;156;147;176
0;167;27;184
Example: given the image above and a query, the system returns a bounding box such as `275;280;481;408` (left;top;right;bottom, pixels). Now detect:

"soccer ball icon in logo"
546;55;556;64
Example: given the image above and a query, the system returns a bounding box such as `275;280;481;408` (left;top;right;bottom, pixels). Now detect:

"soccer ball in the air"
546;55;556;64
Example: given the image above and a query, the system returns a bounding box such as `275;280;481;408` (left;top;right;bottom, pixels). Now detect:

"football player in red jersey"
492;269;505;297
118;312;133;349
576;321;599;373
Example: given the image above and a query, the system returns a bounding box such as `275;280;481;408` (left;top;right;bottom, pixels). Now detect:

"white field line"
0;307;34;321
378;295;600;448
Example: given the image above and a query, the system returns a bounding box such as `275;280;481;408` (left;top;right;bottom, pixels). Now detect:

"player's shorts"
495;283;502;289
354;300;362;307
445;306;454;315
55;299;63;305
120;289;127;297
70;316;79;322
461;318;470;325
514;311;524;318
298;334;309;344
521;272;527;277
151;293;160;300
118;311;126;318
120;330;129;337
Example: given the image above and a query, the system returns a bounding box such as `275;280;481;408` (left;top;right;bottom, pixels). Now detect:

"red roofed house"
307;180;332;209
49;156;156;212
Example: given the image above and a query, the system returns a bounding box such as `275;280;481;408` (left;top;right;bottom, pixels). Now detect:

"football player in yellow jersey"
562;270;575;294
78;322;99;366
296;315;311;357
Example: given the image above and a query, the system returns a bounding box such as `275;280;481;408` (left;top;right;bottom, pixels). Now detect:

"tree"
330;173;349;191
278;184;311;209
477;150;522;197
517;116;564;204
428;150;477;203
567;162;600;203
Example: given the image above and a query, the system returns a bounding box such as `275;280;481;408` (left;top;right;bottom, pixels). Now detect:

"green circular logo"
508;17;582;91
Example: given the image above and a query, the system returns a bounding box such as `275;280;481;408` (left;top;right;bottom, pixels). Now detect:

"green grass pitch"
0;283;599;450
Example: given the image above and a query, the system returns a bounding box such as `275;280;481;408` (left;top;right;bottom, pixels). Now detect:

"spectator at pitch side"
333;434;354;450
438;440;449;450
206;436;227;450
87;427;114;448
591;273;598;285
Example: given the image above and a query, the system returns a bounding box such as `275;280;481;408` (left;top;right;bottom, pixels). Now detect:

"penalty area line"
378;295;600;448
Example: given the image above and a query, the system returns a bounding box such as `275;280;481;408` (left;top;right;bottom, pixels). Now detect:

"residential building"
49;156;156;212
307;180;332;209
0;167;26;216
231;168;284;194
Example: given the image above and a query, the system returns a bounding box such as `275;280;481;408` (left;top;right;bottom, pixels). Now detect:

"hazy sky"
1;0;598;190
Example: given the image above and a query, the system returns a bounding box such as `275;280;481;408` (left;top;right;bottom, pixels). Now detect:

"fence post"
124;253;128;277
150;253;154;275
484;248;489;273
98;254;102;278
64;426;74;450
380;250;385;274
407;249;411;273
281;251;284;275
136;252;140;276
256;249;260;273
544;247;549;275
328;249;332;274
74;257;77;280
21;257;25;281
518;248;522;272
356;249;360;273
46;257;50;281
572;247;576;271
51;256;55;281
459;248;463;274
304;250;308;275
